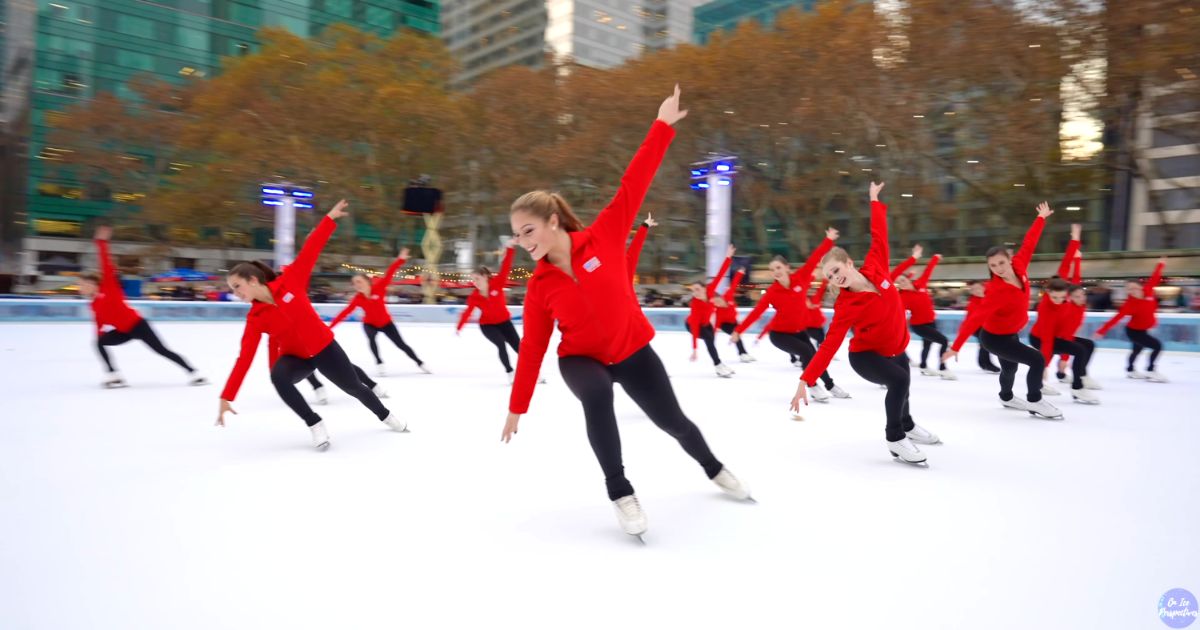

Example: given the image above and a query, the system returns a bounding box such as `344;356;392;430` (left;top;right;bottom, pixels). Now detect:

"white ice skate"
791;358;803;368
1025;398;1064;420
1127;370;1148;380
919;367;939;377
1146;370;1168;383
102;372;127;389
1071;388;1099;405
372;383;389;399
809;383;832;403
376;363;387;377
507;371;514;384
1040;383;1061;396
739;353;756;363
712;468;753;501
887;437;927;465
187;372;208;386
382;413;408;432
829;385;851;399
938;369;958;381
1001;397;1031;412
613;495;648;541
906;424;941;445
310;421;331;451
1081;376;1103;390
312;386;329;405
418;363;432;374
715;363;735;378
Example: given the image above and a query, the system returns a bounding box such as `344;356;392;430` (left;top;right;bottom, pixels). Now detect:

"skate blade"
103;382;128;389
1028;411;1065;420
189;378;209;386
890;453;929;466
315;442;330;452
812;398;831;404
1072;398;1100;405
629;533;646;545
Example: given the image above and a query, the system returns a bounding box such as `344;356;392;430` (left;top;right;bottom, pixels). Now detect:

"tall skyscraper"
692;0;818;45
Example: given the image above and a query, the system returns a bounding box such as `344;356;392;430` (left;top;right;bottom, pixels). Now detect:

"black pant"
480;320;521;372
769;331;834;388
695;324;721;366
979;330;1043;403
975;331;999;371
806;327;826;346
97;319;194;374
718;322;748;355
910;323;948;370
1126;327;1162;371
306;366;375;391
271;341;391;427
364;322;422;366
1029;334;1093;390
558;345;724;501
848;352;916;442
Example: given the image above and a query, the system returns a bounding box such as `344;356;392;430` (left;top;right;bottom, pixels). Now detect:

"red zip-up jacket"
1030;297;1071;364
221;216;338;401
895;255;940;326
804;280;829;328
626;222;649;282
687;257;732;349
715;268;745;326
1057;250;1084;346
1097;262;1165;335
457;246;515;331
735;237;834;335
801;201;909;386
91;239;143;335
509;121;674;414
329;255;407;328
952;216;1046;351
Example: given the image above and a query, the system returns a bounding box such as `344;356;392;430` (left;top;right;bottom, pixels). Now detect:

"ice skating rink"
1;321;1197;629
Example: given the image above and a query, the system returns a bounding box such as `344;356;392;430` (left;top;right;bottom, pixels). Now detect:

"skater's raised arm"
708;246;734;298
1070;251;1082;285
288;200;347;289
726;267;746;300
374;248;410;294
890;244;921;281
626;214;655;280
863;182;890;276
1146;257;1166;292
1012;202;1052;276
589;87;684;247
93;226;126;297
914;254;941;290
496;243;516;287
1058;224;1081;279
796;228;838;282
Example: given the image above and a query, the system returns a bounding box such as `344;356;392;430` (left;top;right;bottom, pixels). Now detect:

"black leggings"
364;322;423;366
718;322;748;355
1029;334;1094;390
910;323;948;370
695;324;721;366
97;319;194;374
976;332;999;371
558;345;724;501
769;331;834;388
979;330;1043;403
848;351;916;442
271;341;391;427
806;326;826;346
306;366;376;391
481;320;521;372
1126;327;1162;371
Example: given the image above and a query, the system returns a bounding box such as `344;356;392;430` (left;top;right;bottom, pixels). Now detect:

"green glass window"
178;27;209;51
115;13;155;38
229;2;262;25
116;49;155;71
366;6;393;28
325;0;353;18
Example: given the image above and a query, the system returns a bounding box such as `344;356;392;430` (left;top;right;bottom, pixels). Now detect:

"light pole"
690;156;737;291
261;184;314;267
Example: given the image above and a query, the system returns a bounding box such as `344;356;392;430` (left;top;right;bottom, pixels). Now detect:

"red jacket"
804;280;829;328
509;121;674;414
221;216;338;401
802;201;909;386
90;239;143;335
687;257;732;349
1057;244;1085;345
457;247;515;330
329;255;407;328
715;268;745;326
735;237;834;335
1030;296;1070;364
1097;262;1164;335
894;255;940;326
626;222;649;282
952;216;1046;350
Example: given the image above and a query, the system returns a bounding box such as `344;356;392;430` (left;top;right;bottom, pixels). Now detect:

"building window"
1149;188;1200;212
366;6;393;28
1153;155;1200;179
178;27;209;51
325;0;353;18
1153;127;1199;149
115;13;156;38
116;49;155;71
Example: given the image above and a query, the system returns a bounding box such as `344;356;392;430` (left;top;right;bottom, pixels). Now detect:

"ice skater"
687;245;735;377
218;200;406;450
501;86;752;541
1096;257;1169;382
790;182;941;464
713;265;754;362
1029;277;1099;404
945;202;1063;420
1053;226;1093;388
328;247;430;376
82;225;205;388
964;281;1001;373
455;239;526;382
731;228;851;402
891;245;955;380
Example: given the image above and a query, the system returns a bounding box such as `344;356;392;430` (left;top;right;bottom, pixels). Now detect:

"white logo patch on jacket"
583;256;602;273
283;292;294;303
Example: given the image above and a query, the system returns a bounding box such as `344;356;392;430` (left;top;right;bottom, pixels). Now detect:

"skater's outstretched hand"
690;350;698;362
217;399;237;427
730;331;742;344
502;412;520;443
95;225;113;241
1036;201;1053;219
825;227;840;241
1071;223;1082;241
644;213;658;228
1158;256;1167;265
869;181;885;202
941;349;958;364
399;247;410;259
790;381;809;411
911;244;924;260
327;199;349;220
656;84;688;126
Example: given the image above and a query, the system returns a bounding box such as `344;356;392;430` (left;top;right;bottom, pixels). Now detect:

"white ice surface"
1;322;1197;629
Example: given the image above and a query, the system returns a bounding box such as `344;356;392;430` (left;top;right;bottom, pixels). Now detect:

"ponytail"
510;190;584;233
820;246;852;268
475;265;493;278
229;260;277;284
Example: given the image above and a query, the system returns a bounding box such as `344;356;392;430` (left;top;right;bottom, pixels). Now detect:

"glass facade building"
693;0;816;45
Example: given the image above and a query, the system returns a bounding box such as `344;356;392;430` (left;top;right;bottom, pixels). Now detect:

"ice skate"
938;369;958;381
1127;370;1148;380
1025;398;1064;420
715;363;735;378
1081;376;1102;390
919;366;939;377
312;386;329;405
1071;388;1099;405
382;413;408;433
613;495;648;542
187;372;208;386
791;358;803;368
507;371;514;384
712;468;754;501
809;383;832;403
887;437;927;465
906;424;941;445
372;383;389;399
1040;383;1061;396
829;385;851;399
1146;370;1168;383
310;421;331;451
102;372;127;389
1001;397;1030;412
739;353;756;363
418;363;432;374
376;363;387;377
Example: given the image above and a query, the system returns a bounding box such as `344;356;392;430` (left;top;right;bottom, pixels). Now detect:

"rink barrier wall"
2;299;1200;352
